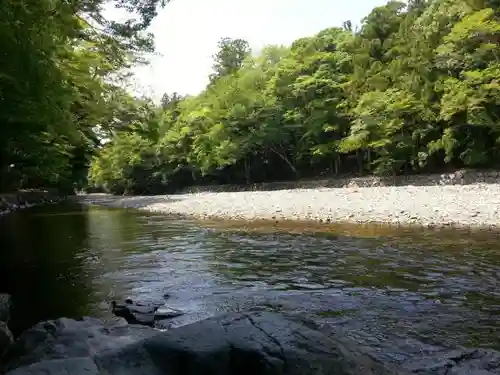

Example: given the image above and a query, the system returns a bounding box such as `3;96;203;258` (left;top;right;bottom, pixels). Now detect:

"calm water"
1;202;500;354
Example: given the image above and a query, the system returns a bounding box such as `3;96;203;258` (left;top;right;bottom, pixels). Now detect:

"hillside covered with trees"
3;0;500;195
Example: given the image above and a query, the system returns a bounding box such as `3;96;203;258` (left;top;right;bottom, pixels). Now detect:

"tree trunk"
244;157;251;184
356;150;364;174
270;146;297;175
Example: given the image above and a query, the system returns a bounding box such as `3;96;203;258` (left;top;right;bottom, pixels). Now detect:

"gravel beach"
82;182;500;227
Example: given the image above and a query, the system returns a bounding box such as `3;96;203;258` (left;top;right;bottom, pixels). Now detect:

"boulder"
6;311;404;375
2;316;160;372
5;311;500;375
95;311;403;375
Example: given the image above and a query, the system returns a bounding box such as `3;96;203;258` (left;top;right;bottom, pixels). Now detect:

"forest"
2;0;500;195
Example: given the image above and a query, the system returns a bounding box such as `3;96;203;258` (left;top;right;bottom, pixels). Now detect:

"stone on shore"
4;311;404;375
5;311;500;375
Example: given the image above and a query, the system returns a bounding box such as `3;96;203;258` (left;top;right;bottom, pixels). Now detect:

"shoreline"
79;180;500;228
0;191;66;216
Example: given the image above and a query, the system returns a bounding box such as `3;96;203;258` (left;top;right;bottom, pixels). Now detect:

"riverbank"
0;190;66;216
80;170;500;228
6;310;500;375
2;293;500;375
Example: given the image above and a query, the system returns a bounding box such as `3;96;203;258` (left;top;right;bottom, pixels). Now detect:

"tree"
88;0;500;194
209;38;251;84
0;0;169;192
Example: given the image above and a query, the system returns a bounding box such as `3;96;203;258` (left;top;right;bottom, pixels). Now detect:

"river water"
1;202;500;355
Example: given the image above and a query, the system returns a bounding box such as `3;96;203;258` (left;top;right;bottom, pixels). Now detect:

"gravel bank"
82;183;500;227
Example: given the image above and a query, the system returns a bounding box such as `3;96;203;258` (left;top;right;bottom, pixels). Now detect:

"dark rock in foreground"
4;311;500;375
2;317;159;372
4;311;403;375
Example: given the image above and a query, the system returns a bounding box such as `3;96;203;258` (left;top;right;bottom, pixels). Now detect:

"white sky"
131;0;389;99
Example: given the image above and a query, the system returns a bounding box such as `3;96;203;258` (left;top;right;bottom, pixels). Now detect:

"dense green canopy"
3;0;500;195
0;0;166;192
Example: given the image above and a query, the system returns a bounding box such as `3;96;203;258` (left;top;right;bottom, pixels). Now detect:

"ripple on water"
1;203;500;350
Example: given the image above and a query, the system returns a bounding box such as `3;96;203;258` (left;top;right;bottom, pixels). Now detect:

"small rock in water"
111;297;184;327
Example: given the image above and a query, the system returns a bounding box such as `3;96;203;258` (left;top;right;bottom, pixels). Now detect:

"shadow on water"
1;202;500;353
0;202;93;335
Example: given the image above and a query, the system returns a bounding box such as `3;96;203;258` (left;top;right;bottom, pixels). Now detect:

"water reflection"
0;203;500;351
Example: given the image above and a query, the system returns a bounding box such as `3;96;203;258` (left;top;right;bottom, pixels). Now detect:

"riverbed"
79;182;500;227
1;201;500;355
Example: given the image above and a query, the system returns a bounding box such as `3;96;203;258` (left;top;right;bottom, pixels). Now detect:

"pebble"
81;184;500;228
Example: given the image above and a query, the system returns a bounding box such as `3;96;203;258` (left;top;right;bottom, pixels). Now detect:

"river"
1;201;500;355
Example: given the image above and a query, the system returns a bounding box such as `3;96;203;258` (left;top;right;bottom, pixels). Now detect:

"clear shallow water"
1;202;500;353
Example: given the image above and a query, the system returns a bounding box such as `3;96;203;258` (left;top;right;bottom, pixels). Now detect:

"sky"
130;0;389;100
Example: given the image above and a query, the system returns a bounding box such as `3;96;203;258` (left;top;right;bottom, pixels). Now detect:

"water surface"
1;202;499;354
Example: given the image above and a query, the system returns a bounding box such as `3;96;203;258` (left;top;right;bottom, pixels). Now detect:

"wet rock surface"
111;297;185;327
4;311;500;375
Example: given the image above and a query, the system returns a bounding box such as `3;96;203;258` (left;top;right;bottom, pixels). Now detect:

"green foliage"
86;0;500;192
89;133;161;194
0;0;168;192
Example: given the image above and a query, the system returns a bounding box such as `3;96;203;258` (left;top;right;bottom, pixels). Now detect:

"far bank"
79;170;500;228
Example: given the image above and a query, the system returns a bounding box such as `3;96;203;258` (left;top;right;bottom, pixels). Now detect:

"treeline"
89;0;500;195
0;0;167;193
4;0;500;195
